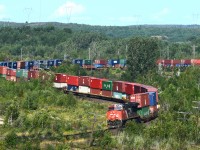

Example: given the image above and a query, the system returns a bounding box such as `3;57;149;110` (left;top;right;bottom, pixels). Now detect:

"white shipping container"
53;82;67;88
79;86;90;94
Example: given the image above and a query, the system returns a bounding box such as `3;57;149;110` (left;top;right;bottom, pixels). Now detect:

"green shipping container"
102;81;113;91
137;106;150;118
16;69;28;78
83;59;92;65
119;59;126;65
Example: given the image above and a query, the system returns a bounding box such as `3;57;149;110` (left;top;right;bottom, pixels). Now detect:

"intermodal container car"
94;59;107;65
67;85;78;91
28;70;39;79
137;106;150;118
113;92;127;100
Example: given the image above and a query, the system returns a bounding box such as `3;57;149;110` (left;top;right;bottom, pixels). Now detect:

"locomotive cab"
106;102;139;128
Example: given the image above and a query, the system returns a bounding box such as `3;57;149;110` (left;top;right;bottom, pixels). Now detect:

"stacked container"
90;77;106;95
6;68;16;82
112;81;127;100
66;75;79;91
94;59;107;68
53;73;68;88
128;93;150;108
78;76;90;94
148;92;158;114
0;66;7;78
16;69;28;81
82;59;93;69
102;80;113;97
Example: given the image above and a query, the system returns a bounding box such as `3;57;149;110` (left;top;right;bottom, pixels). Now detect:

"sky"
0;0;200;26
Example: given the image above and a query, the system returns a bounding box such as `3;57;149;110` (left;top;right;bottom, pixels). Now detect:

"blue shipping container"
8;62;13;68
3;62;8;67
148;92;157;106
47;60;55;67
72;59;83;66
112;59;120;65
67;85;78;91
12;62;17;69
55;59;63;66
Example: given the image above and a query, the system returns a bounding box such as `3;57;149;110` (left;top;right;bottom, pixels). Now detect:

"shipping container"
90;78;106;89
137;107;150;118
0;66;7;75
47;60;55;67
128;93;150;108
0;74;6;78
90;88;101;95
67;75;79;86
17;61;25;69
113;81;127;93
78;76;90;86
94;59;107;65
54;73;67;83
6;69;16;76
55;59;63;66
102;90;112;97
119;59;126;65
16;69;28;78
181;59;191;65
67;85;78;91
113;92;127;100
79;86;90;94
12;62;17;69
125;83;141;95
53;82;67;88
8;62;13;68
72;59;83;66
163;59;171;66
102;80;113;91
148;92;157;106
83;59;92;65
28;70;39;79
3;62;8;67
143;85;159;102
171;60;181;66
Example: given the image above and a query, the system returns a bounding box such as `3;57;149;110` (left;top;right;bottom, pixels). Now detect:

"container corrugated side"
79;86;90;94
102;81;113;91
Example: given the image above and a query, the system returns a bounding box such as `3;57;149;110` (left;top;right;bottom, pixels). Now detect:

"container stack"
66;75;79;91
112;81;127;100
102;80;113;97
53;73;68;89
16;69;28;81
148;92;158;115
78;76;90;94
90;77;105;95
72;59;83;67
82;59;93;69
94;59;107;68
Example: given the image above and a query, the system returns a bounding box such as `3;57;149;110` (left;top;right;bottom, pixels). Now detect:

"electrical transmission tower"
24;8;32;23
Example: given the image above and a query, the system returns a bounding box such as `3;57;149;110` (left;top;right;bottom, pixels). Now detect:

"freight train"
156;59;200;67
0;65;159;128
0;58;127;70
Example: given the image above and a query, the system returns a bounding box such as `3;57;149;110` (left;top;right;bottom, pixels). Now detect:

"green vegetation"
1;23;200;149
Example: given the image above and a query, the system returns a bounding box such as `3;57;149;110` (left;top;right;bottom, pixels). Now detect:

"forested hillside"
0;23;200;149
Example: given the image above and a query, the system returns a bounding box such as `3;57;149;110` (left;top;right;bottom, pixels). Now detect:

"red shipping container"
191;59;200;66
67;75;79;86
7;69;16;76
17;61;25;69
156;59;164;65
164;59;171;65
113;81;128;93
28;70;39;79
82;65;95;69
142;85;159;102
171;60;181;66
54;73;67;83
78;76;90;86
90;78;106;89
128;93;150;108
125;83;141;95
94;59;107;65
181;59;191;65
0;66;7;75
102;90;112;97
90;88;101;95
149;106;158;114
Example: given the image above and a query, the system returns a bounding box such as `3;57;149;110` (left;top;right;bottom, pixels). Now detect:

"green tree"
126;37;159;80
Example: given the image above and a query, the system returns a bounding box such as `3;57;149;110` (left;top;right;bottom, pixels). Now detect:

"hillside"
1;22;200;42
